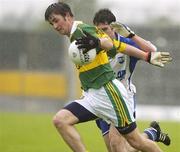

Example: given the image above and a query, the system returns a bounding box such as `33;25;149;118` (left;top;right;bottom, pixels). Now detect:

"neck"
67;20;74;37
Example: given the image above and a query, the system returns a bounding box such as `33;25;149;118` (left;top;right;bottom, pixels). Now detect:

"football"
68;40;96;66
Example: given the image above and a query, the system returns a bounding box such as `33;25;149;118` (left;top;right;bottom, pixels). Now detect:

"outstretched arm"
75;30;172;68
110;22;157;52
118;43;172;67
131;36;157;52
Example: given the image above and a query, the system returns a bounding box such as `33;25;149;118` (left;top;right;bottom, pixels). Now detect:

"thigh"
64;101;98;123
109;125;128;152
54;108;79;125
123;127;145;146
109;125;125;142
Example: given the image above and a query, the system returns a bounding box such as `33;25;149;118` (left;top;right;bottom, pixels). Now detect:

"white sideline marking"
136;105;180;121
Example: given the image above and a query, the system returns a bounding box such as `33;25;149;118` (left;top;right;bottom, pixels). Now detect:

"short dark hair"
93;9;116;25
45;2;74;21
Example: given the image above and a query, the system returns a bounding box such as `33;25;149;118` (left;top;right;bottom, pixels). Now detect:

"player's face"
96;23;114;39
48;13;72;36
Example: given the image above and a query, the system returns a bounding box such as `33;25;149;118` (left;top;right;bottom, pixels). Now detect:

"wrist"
145;52;151;62
96;38;101;48
127;33;135;38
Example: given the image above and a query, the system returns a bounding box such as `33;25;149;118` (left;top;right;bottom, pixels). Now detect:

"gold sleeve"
113;39;127;53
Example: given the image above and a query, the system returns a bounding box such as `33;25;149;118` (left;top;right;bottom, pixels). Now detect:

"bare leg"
53;109;87;152
125;133;150;152
106;125;163;152
109;126;128;152
124;128;162;152
103;133;112;152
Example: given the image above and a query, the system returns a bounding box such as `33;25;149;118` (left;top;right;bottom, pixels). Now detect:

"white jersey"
110;33;140;95
110;52;138;94
109;52;138;116
109;34;157;115
110;33;157;95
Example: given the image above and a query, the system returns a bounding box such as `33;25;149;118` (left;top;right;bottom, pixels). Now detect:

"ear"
66;12;71;18
64;12;72;21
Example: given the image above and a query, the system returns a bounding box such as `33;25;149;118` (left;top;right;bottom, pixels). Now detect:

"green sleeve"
71;23;103;53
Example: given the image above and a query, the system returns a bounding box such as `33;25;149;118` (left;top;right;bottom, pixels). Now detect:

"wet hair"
93;9;116;25
45;2;74;21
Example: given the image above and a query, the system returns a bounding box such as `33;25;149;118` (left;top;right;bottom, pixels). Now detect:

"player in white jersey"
109;32;147;116
93;9;171;152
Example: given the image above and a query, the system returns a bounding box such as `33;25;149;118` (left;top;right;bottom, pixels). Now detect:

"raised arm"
75;30;172;68
110;22;157;52
116;42;172;67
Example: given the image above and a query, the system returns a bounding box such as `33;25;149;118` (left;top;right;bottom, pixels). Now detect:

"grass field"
0;112;180;152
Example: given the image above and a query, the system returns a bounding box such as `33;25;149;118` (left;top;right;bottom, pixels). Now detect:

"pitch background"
0;112;179;152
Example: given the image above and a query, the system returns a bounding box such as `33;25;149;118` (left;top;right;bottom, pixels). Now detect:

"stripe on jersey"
78;51;109;72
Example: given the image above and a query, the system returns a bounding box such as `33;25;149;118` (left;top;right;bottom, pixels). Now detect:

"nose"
53;23;58;30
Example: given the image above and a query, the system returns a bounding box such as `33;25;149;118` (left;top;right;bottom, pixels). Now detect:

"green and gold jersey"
69;21;115;91
107;37;127;58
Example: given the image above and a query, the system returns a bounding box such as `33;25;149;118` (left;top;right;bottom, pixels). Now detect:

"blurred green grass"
0;112;179;152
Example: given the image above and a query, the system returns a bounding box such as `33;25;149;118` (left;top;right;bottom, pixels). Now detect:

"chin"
59;31;66;35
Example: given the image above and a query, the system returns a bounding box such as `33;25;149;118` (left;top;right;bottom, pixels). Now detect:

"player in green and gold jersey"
45;2;171;152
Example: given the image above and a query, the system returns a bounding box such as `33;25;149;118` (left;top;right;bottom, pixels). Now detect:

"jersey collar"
70;21;83;40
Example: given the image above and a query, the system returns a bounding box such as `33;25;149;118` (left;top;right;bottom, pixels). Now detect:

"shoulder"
78;23;96;33
78;23;108;38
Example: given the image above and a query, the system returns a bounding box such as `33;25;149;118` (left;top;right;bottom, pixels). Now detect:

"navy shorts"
96;119;110;136
64;102;98;123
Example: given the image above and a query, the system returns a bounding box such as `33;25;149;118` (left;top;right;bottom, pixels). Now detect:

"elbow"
100;38;113;50
107;42;113;50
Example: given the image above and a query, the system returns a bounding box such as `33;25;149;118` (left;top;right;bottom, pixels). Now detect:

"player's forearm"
131;35;157;52
122;44;148;61
99;37;113;50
